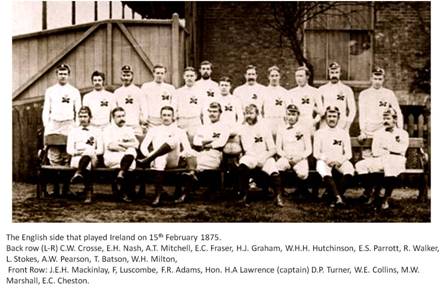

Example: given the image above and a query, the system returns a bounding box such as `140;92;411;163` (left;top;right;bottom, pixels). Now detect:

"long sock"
120;154;135;171
78;155;92;171
238;164;250;197
340;174;352;195
140;143;173;166
359;173;373;196
323;176;339;200
384;176;398;198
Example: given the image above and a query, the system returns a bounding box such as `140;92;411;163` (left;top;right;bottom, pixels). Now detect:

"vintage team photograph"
11;1;430;222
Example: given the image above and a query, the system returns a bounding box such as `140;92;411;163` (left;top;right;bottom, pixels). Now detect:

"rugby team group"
41;60;408;209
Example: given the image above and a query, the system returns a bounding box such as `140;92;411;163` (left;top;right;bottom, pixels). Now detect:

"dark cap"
286;104;299;113
372;66;385;76
328;62;341;70
121;65;133;73
56;63;71;73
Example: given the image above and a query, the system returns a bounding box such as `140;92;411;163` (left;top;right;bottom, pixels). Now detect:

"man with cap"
103;107;139;202
233;65;266;114
355;108;409;209
195;60;220;109
288;65;324;135
42;63;82;166
262;65;289;138
113;65;148;139
66;106;103;203
318;62;356;131
193;102;230;198
82;70;116;130
140;64;176;128
313;106;355;207
236;104;284;207
175;67;204;142
276;104;312;198
138;106;197;206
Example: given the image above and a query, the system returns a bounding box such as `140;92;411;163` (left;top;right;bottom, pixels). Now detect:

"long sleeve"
73;89;82;122
140;129;154;157
313;131;322;160
389;130;409;155
346;88;356;123
66;128;76;156
358;92;367;134
211;128;230;149
138;89;148;123
342;132;352;162
193;126;205;147
95;129;104;155
42;89;51;128
179;129;193;154
303;131;312;158
275;129;286;158
235;98;244;124
388;92;403;129
372;131;387;157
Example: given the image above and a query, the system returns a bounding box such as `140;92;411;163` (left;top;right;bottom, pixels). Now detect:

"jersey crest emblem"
395;136;400;142
275;99;283;106
301;98;310;104
336;94;345;101
252;94;258;100
100;101;108;107
379;101;388;107
333;139;342;146
125;97;133;104
61;96;70;103
86;136;95;146
225;105;233;111
212;132;221;138
207;90;215;97
254;136;263;143
161;93;170;101
190;97;198;104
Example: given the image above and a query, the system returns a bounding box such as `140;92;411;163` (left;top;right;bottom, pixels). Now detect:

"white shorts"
196;149;223;171
316;159;354;177
104;148;137;170
177;117;202;139
276;157;309;180
355;155;406;177
44;119;74;136
264;117;284;137
69;149;98;169
239;155;278;176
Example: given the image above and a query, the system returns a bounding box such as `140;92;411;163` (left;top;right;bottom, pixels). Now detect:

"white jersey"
288;84;323;125
313;126;352;164
195;78;220;107
66;125;103;156
318;81;356;127
239;120;275;156
193;120;230;150
262;85;289;118
233;82;266;113
175;85;203;119
358;86;403;137
42;83;81;127
204;94;243;128
372;127;409;158
103;123;138;153
140;81;176;119
82;89;116;127
114;84;148;127
276;122;312;158
140;123;192;157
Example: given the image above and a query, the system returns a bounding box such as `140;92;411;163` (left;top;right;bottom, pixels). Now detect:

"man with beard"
66;106;103;203
236;104;284;207
141;64;176;128
276;104;312;198
318;62;356;131
195;60;220;109
233;65;266;114
82;70;116;130
262;66;289;138
355;108;409;209
288;65;324;135
175;67;203;142
138;106;197;206
313;106;354;207
103;107;139;202
113;65;148;139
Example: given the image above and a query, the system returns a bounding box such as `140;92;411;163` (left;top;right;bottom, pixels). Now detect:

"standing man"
318;62;356;131
103;107;139;202
42;63;81;166
195;60;220;109
211;76;243;130
262;66;289;137
114;65;147;139
138;106;197;206
82;70;116;130
313;106;355;207
233;65;266;114
288;65;324;135
66;106;103;203
355;109;409;209
175;67;203;142
237;104;284;207
141;64;176;128
276;104;312;197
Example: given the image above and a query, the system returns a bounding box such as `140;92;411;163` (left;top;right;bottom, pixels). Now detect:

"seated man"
103;107;139;202
237;104;283;207
138;106;197;206
193;102;230;198
66;106;103;203
313;106;354;207
355;108;409;209
276;104;312;198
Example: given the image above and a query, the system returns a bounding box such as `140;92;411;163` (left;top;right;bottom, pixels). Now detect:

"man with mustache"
195;60;220;110
233;65;266;114
356;67;404;202
141;64;176;128
355;108;409;209
103;107;139;202
113;65;148;139
262;65;289;138
288;65;324;135
138;106;196;206
318;62;356;131
82;70;116;130
66;106;103;203
314;106;354;207
236;104;284;207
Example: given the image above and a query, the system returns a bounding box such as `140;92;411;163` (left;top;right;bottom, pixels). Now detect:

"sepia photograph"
11;1;430;223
